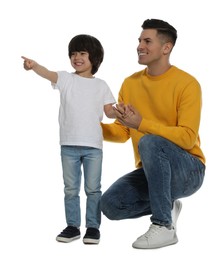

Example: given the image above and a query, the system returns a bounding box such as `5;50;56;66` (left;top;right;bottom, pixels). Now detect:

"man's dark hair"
142;19;177;46
68;34;104;75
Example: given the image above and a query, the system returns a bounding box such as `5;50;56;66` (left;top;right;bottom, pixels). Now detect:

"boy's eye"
71;51;89;58
71;52;87;56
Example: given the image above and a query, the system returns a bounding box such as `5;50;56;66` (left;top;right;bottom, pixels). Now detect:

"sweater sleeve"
101;85;131;143
101;120;130;143
138;81;202;150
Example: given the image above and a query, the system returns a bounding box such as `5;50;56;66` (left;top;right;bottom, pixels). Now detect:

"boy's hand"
115;103;142;129
21;56;36;70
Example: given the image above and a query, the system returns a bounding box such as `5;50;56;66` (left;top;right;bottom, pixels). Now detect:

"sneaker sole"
132;234;178;249
83;238;100;244
56;234;81;243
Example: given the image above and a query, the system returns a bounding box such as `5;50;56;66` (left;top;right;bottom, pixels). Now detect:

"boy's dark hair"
142;19;177;46
68;34;104;75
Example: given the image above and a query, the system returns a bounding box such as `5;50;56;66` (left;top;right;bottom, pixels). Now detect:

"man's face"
137;29;166;66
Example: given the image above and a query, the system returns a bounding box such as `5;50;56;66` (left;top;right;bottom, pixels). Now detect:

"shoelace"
143;224;164;238
62;226;77;235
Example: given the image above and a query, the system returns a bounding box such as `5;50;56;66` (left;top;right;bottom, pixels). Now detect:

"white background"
0;0;219;259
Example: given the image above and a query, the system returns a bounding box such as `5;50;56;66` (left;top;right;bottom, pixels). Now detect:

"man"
100;19;205;249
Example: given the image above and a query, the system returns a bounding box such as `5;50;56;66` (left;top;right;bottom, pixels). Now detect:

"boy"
22;34;116;244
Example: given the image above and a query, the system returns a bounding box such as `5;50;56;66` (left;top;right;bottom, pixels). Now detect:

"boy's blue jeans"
61;145;102;229
100;135;205;226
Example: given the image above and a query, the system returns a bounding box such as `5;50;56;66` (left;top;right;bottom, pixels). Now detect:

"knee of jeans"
138;134;155;151
64;186;80;198
138;134;167;151
100;193;119;220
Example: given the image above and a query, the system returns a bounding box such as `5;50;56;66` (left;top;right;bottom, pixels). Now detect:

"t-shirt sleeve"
51;71;67;90
103;83;116;105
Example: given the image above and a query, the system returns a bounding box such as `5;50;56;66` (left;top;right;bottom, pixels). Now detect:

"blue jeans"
101;135;205;226
61;145;103;229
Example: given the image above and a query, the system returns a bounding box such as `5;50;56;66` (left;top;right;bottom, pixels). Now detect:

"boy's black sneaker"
56;226;81;243
83;228;100;244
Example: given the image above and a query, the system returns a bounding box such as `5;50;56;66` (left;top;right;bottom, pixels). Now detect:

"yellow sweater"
102;66;205;168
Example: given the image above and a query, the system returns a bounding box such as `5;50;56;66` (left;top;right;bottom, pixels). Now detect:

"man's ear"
163;42;173;55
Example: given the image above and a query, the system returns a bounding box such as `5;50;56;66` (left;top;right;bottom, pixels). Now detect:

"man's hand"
115;103;142;129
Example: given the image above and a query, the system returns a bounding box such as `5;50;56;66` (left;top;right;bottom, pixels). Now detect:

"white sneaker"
171;200;182;230
132;224;178;249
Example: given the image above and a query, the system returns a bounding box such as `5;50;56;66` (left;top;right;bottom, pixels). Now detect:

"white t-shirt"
52;71;116;149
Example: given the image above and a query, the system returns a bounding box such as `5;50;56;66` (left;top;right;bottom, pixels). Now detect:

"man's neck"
147;63;172;76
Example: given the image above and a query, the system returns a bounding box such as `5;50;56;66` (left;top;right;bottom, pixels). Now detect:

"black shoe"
83;228;100;244
56;226;81;243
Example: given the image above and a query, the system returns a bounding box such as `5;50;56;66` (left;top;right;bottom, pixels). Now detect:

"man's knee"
138;134;168;151
139;134;157;151
100;192;118;220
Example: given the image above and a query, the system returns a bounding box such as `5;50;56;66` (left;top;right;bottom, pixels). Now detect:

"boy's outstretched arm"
104;104;116;119
21;56;58;84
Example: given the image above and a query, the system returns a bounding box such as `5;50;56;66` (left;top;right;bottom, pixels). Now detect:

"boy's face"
70;51;93;77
